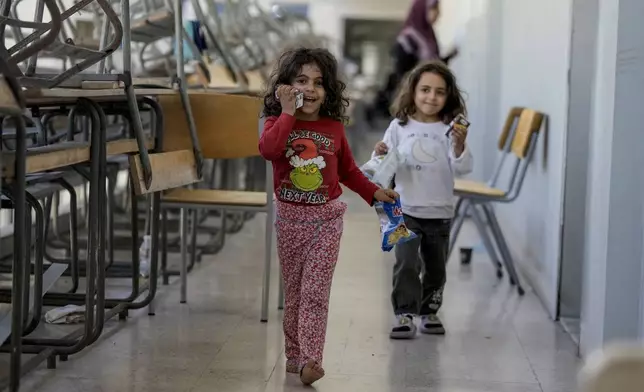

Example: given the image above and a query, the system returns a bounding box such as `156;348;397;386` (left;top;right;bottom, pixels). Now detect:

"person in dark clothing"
367;0;458;124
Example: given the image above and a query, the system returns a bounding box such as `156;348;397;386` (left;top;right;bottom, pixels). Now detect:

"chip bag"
375;198;417;252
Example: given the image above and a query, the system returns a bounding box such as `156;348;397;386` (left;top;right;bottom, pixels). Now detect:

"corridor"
14;187;580;392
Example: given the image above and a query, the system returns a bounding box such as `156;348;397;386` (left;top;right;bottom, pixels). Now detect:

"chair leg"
480;204;525;295
448;198;470;259
190;209;198;265
161;209;169;285
454;197;464;218
261;205;273;323
469;204;504;279
148;193;161;316
180;208;188;304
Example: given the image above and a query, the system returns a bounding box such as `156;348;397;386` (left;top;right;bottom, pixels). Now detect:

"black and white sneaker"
390;314;417;339
420;314;446;335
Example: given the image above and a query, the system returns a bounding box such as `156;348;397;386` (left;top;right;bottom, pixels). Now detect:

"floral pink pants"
275;199;347;370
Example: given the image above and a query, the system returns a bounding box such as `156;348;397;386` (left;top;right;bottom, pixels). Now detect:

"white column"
580;0;644;356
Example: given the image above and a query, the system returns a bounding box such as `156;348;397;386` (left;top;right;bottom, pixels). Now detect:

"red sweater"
259;113;379;206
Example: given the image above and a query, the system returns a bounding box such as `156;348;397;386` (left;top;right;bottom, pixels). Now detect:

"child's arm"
450;144;473;176
258;113;297;161
338;132;381;205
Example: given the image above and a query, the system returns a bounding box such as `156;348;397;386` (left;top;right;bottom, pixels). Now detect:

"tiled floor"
12;188;580;392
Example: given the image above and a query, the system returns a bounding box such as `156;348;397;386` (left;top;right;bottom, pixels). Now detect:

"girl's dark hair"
391;60;466;125
263;47;350;123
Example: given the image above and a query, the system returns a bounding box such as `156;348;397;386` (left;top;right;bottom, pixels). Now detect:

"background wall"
452;0;573;318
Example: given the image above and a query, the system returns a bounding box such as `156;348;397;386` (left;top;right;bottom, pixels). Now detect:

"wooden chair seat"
106;138;154;156
162;188;267;207
2;138;155;179
129;150;200;195
3;142;89;178
22;87;179;106
454;179;506;198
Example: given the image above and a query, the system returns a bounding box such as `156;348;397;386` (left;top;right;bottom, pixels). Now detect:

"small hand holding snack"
447;113;470;157
374;141;388;156
374;188;398;204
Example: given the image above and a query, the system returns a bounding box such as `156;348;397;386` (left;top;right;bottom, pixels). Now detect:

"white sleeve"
450;143;473;177
371;120;399;159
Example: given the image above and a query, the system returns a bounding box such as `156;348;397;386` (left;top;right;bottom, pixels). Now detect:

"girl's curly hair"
391;60;467;126
263;47;350;123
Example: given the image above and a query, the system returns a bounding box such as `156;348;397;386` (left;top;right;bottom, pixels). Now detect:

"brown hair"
391;60;466;125
263;47;350;123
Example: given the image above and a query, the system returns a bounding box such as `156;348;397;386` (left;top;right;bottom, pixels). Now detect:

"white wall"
451;0;573;318
500;0;571;318
444;0;497;182
580;0;644;356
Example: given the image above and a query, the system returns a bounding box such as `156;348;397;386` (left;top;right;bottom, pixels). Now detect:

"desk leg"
180;208;188;304
9;115;26;392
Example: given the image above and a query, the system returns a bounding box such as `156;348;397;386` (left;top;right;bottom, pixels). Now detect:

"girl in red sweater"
259;48;398;385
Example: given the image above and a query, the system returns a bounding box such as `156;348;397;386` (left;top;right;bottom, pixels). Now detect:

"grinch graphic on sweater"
279;131;332;204
287;138;325;191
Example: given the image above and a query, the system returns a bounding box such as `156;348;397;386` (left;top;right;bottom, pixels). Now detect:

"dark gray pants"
392;215;451;316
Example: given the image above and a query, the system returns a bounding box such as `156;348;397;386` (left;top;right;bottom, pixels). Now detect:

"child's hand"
276;85;299;116
451;126;468;157
374;188;399;204
374;141;388;156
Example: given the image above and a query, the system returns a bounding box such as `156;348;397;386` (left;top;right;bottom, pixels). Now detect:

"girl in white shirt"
373;61;473;339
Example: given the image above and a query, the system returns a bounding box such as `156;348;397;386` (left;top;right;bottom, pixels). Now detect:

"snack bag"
375;198;417;252
359;149;400;188
446;113;470;137
360;155;385;182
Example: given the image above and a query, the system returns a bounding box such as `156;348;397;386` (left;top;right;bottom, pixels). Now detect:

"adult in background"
367;0;458;125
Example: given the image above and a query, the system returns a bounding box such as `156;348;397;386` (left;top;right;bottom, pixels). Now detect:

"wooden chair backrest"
497;107;525;150
159;92;263;160
511;108;544;159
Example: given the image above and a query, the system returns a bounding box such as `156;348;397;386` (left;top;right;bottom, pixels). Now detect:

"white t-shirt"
375;118;473;219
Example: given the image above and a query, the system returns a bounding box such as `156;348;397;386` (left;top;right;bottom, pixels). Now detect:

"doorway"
343;18;403;82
